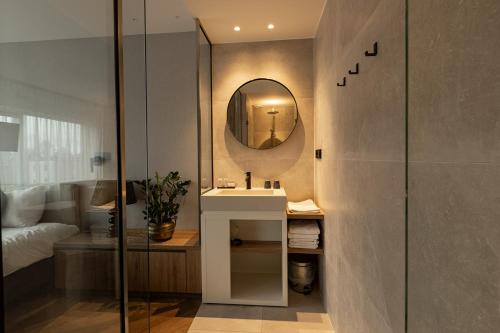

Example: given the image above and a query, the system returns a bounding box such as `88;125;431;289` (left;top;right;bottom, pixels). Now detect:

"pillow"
2;186;47;228
0;190;7;218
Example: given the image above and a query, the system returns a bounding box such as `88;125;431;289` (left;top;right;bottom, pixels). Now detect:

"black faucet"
245;171;252;189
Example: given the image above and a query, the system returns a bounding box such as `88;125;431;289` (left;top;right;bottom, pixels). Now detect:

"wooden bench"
54;229;201;294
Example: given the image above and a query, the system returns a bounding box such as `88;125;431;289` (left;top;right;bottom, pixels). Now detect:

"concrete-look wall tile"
408;1;500;331
333;160;405;333
213;39;313;102
212;39;314;201
408;162;500;332
213;157;313;202
314;0;405;332
409;0;500;164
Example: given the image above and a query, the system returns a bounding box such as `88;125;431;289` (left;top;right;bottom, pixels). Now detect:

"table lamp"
90;180;137;237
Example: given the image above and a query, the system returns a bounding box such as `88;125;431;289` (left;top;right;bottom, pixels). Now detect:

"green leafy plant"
136;171;191;225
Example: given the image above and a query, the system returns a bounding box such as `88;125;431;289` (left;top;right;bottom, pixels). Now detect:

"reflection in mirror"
227;79;298;149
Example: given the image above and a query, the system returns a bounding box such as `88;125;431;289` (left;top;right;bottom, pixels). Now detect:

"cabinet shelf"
287;245;324;255
286;209;324;220
231;240;282;254
287;206;324;256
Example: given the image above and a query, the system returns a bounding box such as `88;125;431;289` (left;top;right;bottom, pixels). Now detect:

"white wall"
0;37;117;184
124;32;199;230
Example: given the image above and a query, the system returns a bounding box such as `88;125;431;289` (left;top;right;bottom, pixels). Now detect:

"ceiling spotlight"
234;26;241;32
267;23;275;30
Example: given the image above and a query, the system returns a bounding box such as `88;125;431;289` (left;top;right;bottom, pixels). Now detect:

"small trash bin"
288;256;316;294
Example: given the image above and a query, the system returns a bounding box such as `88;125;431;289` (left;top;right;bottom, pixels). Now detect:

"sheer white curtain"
0;113;101;187
0;77;108;188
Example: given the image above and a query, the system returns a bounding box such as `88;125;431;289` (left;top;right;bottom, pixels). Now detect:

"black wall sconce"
90;152;111;172
315;149;322;159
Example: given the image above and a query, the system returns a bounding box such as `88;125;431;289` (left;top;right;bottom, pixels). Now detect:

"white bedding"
2;223;79;276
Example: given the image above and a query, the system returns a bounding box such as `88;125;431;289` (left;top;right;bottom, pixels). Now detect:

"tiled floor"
188;289;334;333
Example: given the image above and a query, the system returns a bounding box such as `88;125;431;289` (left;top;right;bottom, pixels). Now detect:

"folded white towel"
288;220;320;235
289;241;319;249
289;239;319;246
288;199;321;213
288;233;319;240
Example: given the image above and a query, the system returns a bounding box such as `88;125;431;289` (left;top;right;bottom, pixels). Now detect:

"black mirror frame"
226;78;299;150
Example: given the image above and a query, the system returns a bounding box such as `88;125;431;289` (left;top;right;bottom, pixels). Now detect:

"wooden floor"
4;291;201;333
130;297;201;333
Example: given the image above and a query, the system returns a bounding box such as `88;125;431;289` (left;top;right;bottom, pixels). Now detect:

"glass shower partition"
1;0;128;332
122;0;151;332
198;21;213;194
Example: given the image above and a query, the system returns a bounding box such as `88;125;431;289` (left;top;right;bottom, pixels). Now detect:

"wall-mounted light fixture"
90;152;111;172
0;122;20;152
233;26;241;32
267;23;275;30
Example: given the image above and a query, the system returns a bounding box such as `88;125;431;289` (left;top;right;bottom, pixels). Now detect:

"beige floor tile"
261;313;334;333
189;304;262;332
188;289;334;333
188;330;249;333
190;317;262;332
260;289;334;333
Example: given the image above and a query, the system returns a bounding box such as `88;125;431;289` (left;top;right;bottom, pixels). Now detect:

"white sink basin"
201;188;287;211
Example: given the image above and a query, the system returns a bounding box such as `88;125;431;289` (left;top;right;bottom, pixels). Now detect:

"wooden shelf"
287;209;324;220
54;229;200;251
287;245;324;255
231;240;282;254
287;206;324;255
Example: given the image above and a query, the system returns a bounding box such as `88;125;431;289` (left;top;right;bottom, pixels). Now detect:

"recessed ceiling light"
233;26;241;32
267;23;275;30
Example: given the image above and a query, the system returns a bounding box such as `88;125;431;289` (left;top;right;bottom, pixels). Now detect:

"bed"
2;183;80;303
2;223;79;276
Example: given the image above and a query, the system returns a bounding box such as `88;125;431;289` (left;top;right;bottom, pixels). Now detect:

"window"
0;113;100;186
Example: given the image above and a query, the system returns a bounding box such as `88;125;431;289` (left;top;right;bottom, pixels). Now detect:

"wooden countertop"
55;229;200;251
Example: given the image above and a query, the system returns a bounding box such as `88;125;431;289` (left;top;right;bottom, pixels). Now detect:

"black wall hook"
348;63;359;75
365;42;378;56
337;77;346;87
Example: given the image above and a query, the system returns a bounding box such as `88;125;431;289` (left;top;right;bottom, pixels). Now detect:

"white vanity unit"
201;188;288;306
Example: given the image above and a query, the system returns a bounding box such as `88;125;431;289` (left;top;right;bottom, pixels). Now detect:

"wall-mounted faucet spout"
245;171;252;189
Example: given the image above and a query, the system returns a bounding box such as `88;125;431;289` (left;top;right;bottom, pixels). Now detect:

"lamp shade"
0;122;20;152
90;180;117;206
125;181;137;205
90;180;137;206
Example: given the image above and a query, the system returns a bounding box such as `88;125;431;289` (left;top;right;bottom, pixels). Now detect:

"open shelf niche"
286;209;325;255
229;219;286;305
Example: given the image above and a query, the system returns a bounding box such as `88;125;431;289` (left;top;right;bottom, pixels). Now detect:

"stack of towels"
287;199;322;249
288;220;320;249
287;199;321;213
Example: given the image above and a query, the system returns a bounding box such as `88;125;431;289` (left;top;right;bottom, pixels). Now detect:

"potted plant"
137;171;191;242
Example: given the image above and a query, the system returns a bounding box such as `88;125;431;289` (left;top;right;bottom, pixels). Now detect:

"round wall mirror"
227;79;298;149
